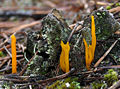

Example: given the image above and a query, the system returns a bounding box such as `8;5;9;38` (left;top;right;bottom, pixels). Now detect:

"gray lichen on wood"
26;9;73;76
82;8;120;45
40;9;71;63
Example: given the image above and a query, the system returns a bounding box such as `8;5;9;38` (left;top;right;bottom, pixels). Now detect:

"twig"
0;67;11;72
0;56;10;61
0;22;20;28
6;59;11;68
115;30;120;35
94;40;118;67
67;23;79;42
0;6;48;11
109;6;120;13
69;23;76;29
19;51;38;76
69;22;83;32
0;38;9;47
0;58;9;69
67;21;83;42
0;55;23;61
99;65;120;69
73;68;103;76
37;68;75;83
0;45;11;51
0;21;41;47
0;68;75;84
108;80;120;89
0;78;28;83
0;55;22;71
3;45;12;58
0;60;11;72
94;0;98;10
17;58;24;66
90;1;110;6
7;21;41;34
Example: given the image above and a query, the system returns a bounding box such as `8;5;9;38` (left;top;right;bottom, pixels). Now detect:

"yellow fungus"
11;34;17;74
83;16;96;70
60;41;70;73
83;38;89;70
91;16;96;61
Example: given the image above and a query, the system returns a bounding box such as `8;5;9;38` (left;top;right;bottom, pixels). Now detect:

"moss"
106;6;111;10
115;3;120;6
104;69;118;87
46;77;81;89
0;51;5;57
91;81;107;89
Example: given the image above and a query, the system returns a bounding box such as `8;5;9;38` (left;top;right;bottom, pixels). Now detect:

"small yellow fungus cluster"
60;41;70;73
83;16;96;70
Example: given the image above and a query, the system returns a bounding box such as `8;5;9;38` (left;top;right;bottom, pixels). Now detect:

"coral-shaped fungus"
83;16;96;70
60;41;70;73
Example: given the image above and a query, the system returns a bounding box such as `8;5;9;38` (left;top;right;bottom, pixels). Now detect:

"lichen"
26;9;71;76
25;55;49;76
81;8;120;64
41;9;71;64
26;9;86;76
82;8;120;43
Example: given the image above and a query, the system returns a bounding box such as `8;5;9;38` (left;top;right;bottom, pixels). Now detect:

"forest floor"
0;0;120;89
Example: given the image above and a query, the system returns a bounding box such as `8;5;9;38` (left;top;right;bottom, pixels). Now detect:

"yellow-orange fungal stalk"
83;38;89;70
60;41;70;73
91;16;96;61
11;34;17;74
83;16;96;70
